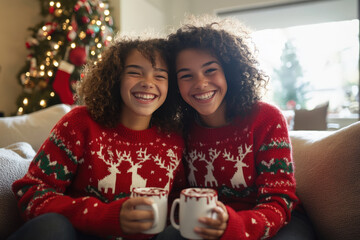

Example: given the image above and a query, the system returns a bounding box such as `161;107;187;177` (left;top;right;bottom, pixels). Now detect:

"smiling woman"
176;49;228;128
162;16;307;240
120;49;169;130
7;34;186;240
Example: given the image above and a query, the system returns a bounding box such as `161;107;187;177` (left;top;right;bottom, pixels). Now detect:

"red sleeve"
221;103;299;239
12;108;133;238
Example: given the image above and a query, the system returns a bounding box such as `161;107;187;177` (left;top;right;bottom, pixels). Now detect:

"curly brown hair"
76;35;180;133
167;16;269;130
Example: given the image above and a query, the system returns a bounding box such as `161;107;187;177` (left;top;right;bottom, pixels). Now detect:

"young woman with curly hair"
157;16;315;240
9;36;186;240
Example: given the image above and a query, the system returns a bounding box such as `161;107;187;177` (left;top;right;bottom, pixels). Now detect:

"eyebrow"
176;61;220;75
125;64;142;70
125;65;168;73
154;67;168;73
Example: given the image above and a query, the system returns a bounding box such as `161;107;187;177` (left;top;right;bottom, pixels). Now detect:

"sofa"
0;104;359;239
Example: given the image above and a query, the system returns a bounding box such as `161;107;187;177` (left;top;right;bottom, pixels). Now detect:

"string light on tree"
18;107;24;115
39;99;47;107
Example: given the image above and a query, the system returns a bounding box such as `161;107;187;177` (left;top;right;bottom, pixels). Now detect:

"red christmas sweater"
184;102;298;240
12;106;185;239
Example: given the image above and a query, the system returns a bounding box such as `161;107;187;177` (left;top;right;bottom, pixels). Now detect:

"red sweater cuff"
95;198;155;239
221;206;266;240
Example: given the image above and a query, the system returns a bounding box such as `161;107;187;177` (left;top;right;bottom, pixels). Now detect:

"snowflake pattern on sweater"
184;102;298;240
12;106;185;239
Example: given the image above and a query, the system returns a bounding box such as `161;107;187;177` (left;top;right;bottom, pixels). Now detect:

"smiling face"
176;48;228;127
120;49;168;130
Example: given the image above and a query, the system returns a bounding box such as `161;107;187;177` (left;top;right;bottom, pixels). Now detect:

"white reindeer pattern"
125;148;151;191
200;148;220;187
185;150;199;186
223;144;252;188
153;149;180;191
97;146;130;194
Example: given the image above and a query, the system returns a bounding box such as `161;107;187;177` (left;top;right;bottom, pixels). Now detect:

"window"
252;20;358;117
218;0;359;124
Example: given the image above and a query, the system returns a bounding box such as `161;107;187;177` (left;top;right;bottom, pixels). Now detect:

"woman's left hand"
194;201;229;239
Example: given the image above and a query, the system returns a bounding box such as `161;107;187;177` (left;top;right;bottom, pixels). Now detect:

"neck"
119;115;151;131
198;101;228;128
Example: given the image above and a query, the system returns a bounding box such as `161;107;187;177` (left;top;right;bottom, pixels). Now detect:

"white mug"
131;187;169;234
170;188;218;239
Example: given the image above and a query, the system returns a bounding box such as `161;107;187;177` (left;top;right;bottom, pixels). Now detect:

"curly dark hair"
76;35;180;133
167;16;269;131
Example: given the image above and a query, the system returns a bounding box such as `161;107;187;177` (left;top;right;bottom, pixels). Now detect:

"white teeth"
134;93;156;100
194;91;215;100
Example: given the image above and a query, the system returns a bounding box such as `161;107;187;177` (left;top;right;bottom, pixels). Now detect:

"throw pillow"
293;102;329;130
0;104;71;151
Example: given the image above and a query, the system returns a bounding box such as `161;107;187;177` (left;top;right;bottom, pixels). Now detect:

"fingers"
120;197;155;234
194;226;225;239
124;197;154;209
121;219;153;234
122;197;154;221
216;201;229;222
195;201;229;239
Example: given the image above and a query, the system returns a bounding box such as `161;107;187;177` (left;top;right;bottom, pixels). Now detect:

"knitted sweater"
12;106;185;239
184;102;298;240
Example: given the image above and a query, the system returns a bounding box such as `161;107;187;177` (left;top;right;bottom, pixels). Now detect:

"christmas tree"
16;0;114;115
272;40;309;110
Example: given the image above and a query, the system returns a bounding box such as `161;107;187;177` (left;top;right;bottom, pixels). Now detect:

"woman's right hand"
120;197;155;234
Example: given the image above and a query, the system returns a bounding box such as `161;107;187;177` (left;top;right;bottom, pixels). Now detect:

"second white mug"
170;188;218;239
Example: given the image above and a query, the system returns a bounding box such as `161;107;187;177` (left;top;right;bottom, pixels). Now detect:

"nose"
140;75;154;89
194;74;208;89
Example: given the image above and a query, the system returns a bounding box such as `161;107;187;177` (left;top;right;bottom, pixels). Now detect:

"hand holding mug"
120;197;155;234
195;201;229;239
170;188;221;239
130;187;169;234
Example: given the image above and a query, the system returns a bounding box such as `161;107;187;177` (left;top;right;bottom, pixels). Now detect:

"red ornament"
74;4;80;12
49;6;55;14
86;28;95;37
81;16;90;24
69;46;87;66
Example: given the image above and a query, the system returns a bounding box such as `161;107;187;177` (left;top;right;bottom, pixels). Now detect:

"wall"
0;0;43;116
0;0;300;116
119;0;170;35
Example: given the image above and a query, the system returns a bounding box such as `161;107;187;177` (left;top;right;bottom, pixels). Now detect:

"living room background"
0;0;358;128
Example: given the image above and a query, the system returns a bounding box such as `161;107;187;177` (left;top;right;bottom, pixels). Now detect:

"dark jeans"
6;213;102;240
155;210;317;240
271;210;317;240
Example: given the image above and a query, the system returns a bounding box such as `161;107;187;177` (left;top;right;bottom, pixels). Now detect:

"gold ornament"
79;31;86;40
55;9;63;17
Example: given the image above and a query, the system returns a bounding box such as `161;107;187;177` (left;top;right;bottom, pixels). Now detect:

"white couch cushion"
0;142;35;239
0;104;71;151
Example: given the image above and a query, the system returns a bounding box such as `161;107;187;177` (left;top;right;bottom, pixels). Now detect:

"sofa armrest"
0;142;35;239
290;122;360;240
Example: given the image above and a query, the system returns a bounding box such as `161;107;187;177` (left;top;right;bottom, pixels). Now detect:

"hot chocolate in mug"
131;187;169;234
170;188;218;239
